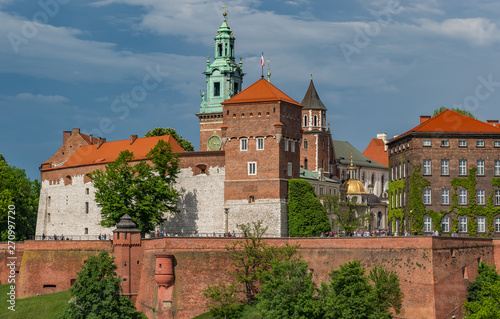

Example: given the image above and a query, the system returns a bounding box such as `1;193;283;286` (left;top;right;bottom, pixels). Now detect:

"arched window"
304;139;308;150
377;212;382;228
304;158;308;170
313;115;318;126
218;43;222;56
64;175;72;186
304;115;308;127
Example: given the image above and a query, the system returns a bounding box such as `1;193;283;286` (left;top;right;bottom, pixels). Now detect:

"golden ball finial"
223;12;227;16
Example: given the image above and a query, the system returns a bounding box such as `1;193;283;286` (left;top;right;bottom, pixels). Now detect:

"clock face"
207;135;222;151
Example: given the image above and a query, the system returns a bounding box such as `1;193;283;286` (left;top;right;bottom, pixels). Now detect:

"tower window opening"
234;82;239;94
273;107;276;113
304;115;308;127
314;115;318;126
230;45;234;57
218;44;222;56
304;139;308;150
214;82;220;96
304;158;308;169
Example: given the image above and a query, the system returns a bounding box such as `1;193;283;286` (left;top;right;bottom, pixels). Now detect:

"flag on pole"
261;53;265;66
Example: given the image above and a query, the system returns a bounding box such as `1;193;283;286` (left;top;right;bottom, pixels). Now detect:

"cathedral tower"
197;10;244;151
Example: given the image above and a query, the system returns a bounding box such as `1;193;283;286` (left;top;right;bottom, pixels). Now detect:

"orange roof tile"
394;109;500;140
222;78;302;106
363;138;388;167
47;135;184;170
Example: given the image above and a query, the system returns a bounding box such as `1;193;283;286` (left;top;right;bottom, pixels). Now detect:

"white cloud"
417;17;500;46
10;93;70;104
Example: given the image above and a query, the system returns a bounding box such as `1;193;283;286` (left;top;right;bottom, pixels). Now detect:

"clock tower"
197;10;244;151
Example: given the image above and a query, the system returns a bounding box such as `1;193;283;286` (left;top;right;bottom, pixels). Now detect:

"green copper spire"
199;9;244;114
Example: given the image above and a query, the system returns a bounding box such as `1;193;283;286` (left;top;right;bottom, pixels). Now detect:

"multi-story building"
388;110;500;236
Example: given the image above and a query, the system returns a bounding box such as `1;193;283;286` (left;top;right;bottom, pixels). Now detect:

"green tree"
467;262;500;303
323;195;369;236
465;281;500;318
202;281;241;319
0;154;40;241
258;258;322;319
433;106;476;119
89;140;180;234
288;179;331;237
226;221;299;305
369;266;404;317
145;127;194;151
58;250;139;319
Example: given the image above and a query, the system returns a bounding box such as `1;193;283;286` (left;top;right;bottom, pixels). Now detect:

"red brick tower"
300;78;336;177
221;78;302;236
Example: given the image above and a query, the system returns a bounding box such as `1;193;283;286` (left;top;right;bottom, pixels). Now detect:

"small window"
459;140;467;147
304;139;308;150
85;188;89;195
459;217;468;232
304;115;308;127
248;162;257;175
477;217;486;233
423;189;431;205
477;160;485;176
496;190;500;205
256;138;264;150
84;228;88;235
423;159;431;175
214;82;220;97
495;141;500;148
85;202;89;214
477;189;485;205
459;189;468;205
287;162;292;177
240;138;248;151
441;160;449;176
459;160;467;176
441;189;449;205
496;217;500;232
441;140;449;147
285;140;289;151
291;141;295;153
442;217;450;233
313;115;318;126
249;196;255;203
423;217;432;232
423;140;431;147
495;160;500;176
477;140;485;147
319;187;324;195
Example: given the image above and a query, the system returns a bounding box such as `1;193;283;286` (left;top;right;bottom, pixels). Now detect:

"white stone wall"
223;199;288;237
35;175;111;239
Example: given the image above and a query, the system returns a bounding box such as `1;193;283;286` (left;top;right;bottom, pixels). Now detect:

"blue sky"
2;0;500;180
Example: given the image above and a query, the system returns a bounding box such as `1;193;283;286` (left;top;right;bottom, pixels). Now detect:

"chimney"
376;133;388;151
487;120;499;127
130;135;138;145
63;131;71;144
72;128;80;135
89;134;93;144
420;115;431;124
97;137;106;149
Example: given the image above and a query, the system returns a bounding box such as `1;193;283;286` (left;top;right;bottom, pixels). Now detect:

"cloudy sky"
2;0;500;180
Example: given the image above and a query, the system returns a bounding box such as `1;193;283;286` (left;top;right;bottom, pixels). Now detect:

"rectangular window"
248;162;257;175
423;140;431;147
85;188;89;195
477;140;485;147
291;141;295;153
423;159;431;175
495;160;500;176
424;217;432;232
85;202;89;214
496;190;500;205
214;82;220;96
459;140;467;147
319;187;324;195
287;162;292;177
459;217;468;232
459;189;468;205
477;160;485;176
459;160;467;176
441;160;449;175
256;138;264;150
477;189;485;205
423;189;431;205
442;217;450;233
285;140;289;151
240;138;248;151
478;217;486;233
403;162;406;178
496;217;500;232
441;140;449;147
441;189;449;205
495;141;500;148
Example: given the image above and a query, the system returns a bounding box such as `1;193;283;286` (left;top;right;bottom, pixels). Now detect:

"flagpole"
261;52;264;78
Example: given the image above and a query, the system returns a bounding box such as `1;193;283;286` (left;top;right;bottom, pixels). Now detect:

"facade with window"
387;110;500;236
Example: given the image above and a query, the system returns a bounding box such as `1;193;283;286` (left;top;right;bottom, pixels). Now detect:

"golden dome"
343;179;367;194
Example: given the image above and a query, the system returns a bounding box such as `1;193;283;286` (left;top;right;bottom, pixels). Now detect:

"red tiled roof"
48;135;184;170
222;78;302;106
363;138;388;167
395;109;500;140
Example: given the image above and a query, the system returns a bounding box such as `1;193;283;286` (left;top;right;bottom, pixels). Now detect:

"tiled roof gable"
222;78;302;106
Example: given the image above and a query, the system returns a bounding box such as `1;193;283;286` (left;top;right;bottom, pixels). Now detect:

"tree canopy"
288;179;331;237
145;127;194;151
433;106;476;119
464;261;500;318
0;154;40;241
89;139;180;234
322;195;369;235
58;250;140;319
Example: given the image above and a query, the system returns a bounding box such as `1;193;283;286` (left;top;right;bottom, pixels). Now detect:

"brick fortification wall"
1;237;495;319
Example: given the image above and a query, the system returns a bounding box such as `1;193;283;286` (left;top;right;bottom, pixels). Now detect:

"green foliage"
258;258;321;319
288;179;331;237
0;155;40;241
433;106;476;119
226;221;299;305
465;263;500;318
323;195;370;235
145;127;194;151
90;140;180;234
369;266;403;316
202;281;242;319
58;251;138;319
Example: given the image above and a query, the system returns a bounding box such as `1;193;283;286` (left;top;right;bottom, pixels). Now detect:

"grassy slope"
193;303;261;319
0;285;71;319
